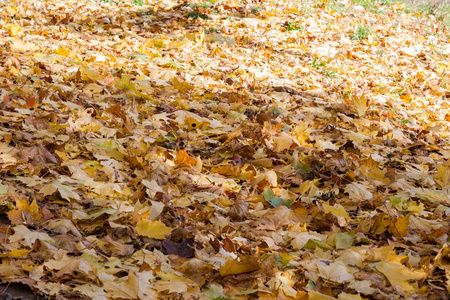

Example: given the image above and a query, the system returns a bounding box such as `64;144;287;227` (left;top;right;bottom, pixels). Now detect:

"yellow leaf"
83;83;104;94
0;248;30;258
7;24;23;37
80;65;103;82
273;133;294;152
220;256;260;276
185;117;203;131
338;292;362;300
360;157;390;184
393;2;405;10
377;261;426;291
54;150;69;161
136;220;172;240
172;77;193;93
10;38;37;53
115;41;127;52
226;0;240;8
29;200;42;221
388;214;410;238
195;30;204;47
322;203;350;220
308;290;336;300
370;213;390;235
352;94;368;117
6;6;19;15
15;199;29;212
54;46;71;57
114;74;136;91
435;163;450;188
7;199;41;224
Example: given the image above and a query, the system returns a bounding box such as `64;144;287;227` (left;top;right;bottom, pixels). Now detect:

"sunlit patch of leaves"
3;0;450;298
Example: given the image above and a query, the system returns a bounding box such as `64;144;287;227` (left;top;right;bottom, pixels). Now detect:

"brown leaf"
228;201;249;221
18;145;58;165
162;239;195;258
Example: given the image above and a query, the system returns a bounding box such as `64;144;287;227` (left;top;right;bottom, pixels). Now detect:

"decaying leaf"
228;200;249;221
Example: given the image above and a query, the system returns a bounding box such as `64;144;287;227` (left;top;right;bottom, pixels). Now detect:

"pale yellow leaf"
352;94;368;117
377;261;426;291
10;38;37;52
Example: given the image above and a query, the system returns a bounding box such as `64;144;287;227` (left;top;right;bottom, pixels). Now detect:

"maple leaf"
0;248;30;258
44;255;96;280
18;145;58;165
98;271;139;299
8;225;54;248
344;183;373;201
136;220;172;240
376;261;426;291
175;149;197;167
7;199;42;225
220;256;260;276
10;38;37;52
39;180;80;202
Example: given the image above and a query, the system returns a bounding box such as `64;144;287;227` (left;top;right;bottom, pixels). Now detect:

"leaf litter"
0;0;450;298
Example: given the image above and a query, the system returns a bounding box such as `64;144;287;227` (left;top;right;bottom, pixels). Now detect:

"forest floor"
0;0;450;299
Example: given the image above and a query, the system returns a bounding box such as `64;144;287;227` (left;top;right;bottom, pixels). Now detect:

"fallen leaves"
0;0;450;298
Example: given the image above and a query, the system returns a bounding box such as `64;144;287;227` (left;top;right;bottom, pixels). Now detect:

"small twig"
0;281;11;296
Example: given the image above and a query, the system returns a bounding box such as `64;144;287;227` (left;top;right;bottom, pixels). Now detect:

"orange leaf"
6;209;23;225
211;165;241;177
25;96;37;108
175;150;196;167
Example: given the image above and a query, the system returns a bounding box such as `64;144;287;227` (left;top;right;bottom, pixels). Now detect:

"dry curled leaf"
228;201;249;221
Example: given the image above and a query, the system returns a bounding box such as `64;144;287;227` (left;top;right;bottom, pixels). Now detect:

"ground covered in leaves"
0;0;450;298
